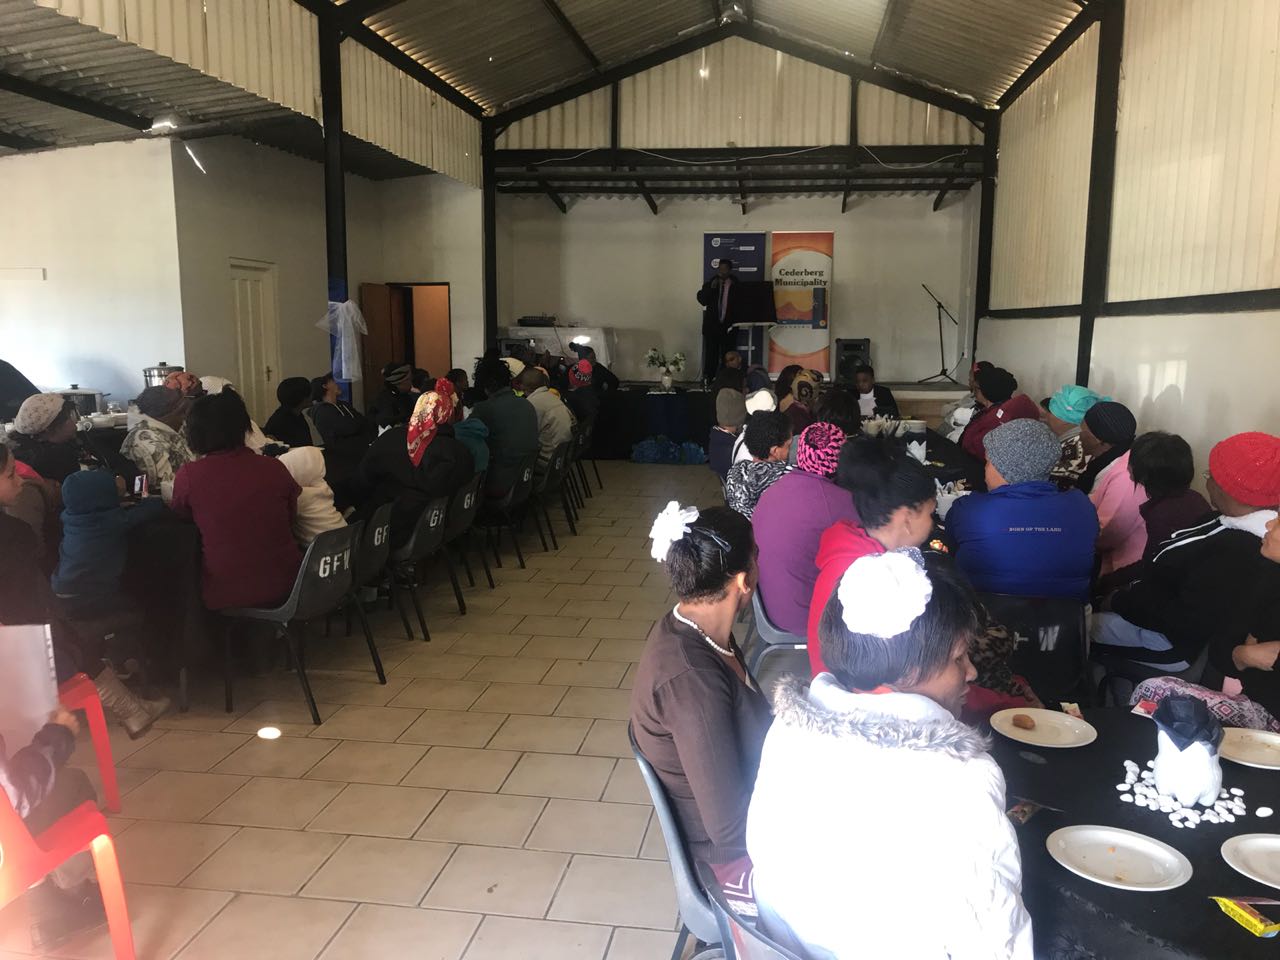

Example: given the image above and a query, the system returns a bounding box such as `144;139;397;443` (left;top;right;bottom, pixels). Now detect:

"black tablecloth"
923;427;984;489
592;386;714;459
992;708;1278;959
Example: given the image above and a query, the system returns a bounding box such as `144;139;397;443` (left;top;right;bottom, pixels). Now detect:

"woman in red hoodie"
808;438;936;675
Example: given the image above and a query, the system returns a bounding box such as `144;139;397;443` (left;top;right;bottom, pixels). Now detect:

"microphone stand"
917;283;960;385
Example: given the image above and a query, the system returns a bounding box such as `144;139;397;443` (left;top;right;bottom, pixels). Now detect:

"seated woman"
278;447;347;543
748;552;1032;959
778;367;817;434
8;394;96;482
723;410;791;519
708;389;747;483
120;385;194;499
630;503;772;879
947;418;1098;600
1091;424;1149;581
171;391;302;611
264;377;319;448
1042;384;1105;489
959;366;1040;462
751;422;857;635
198;377;273;453
310;372;375;500
1076;400;1136;494
358;383;474;547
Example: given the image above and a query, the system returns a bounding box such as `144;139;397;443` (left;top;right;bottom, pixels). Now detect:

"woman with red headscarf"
357;380;475;546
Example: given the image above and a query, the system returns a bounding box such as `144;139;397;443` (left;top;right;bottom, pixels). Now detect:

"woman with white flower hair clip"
630;500;772;894
747;551;1033;960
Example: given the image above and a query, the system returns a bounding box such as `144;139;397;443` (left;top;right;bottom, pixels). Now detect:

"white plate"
1222;834;1280;890
1220;728;1280;770
990;708;1098;749
1047;825;1193;892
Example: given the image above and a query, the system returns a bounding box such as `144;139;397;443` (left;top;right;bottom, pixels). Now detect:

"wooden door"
228;259;281;424
411;285;451;378
359;282;406;403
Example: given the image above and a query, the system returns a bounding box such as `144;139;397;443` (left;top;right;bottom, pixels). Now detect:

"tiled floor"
0;462;723;960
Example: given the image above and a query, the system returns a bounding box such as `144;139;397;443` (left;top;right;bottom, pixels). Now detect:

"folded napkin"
906;440;926;464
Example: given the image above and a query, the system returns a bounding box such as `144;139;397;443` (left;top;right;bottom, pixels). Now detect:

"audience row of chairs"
218;429;603;726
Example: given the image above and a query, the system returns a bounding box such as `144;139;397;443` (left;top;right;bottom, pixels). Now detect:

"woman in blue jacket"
946;418;1098;599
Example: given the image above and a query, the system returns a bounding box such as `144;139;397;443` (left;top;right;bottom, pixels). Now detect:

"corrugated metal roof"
362;0;1081;111
364;0;593;111
872;0;1081;105
754;0;889;62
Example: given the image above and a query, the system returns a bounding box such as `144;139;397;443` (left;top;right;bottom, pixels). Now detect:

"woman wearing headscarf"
1042;384;1107;489
119;385;194;499
779;368;817;434
959;366;1041;462
358;380;474;547
7;394;98;483
1077;400;1137;494
751;421;859;636
163;369;204;399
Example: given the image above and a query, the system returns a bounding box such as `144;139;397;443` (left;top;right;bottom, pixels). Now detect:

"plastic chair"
220;525;361;725
57;674;120;814
390;496;450;640
0;794;135;959
1094;642;1210;706
696;863;805;960
337;503;397;671
442;472;495;613
977;592;1089;706
476;453;539;570
531;441;576;551
745;592;808;704
628;725;721;960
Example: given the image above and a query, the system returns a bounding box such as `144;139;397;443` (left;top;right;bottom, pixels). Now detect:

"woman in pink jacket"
1090;404;1145;577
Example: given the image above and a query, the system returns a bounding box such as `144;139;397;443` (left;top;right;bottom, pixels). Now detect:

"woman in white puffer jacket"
747;551;1032;960
278;446;347;544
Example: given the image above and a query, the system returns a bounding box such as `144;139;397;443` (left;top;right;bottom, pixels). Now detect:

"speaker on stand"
834;338;872;386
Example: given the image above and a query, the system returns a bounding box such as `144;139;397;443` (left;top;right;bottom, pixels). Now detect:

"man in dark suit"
696;258;745;385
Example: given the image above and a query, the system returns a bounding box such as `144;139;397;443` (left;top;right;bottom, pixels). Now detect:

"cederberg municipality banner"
769;231;832;376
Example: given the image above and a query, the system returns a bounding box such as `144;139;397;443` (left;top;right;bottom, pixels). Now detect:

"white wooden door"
228;259;281;425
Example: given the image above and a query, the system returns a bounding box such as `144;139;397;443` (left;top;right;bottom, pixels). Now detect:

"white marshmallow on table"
1120;793;1134;803
1116;783;1131;791
1258;807;1274;818
1230;787;1244;797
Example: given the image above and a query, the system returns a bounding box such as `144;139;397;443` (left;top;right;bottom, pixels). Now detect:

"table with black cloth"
590;386;714;459
921;426;984;489
991;708;1277;960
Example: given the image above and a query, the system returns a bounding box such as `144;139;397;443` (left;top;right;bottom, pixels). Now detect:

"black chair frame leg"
532;505;549;552
561;490;578;534
591;458;602;488
542;500;560;550
353;602;388;682
475;534;495;588
459;541;475;587
222;621;235;713
443;549;467;615
489;526;503;568
286;624;322;725
509;519;526;569
408;569;431;642
389;578;415;640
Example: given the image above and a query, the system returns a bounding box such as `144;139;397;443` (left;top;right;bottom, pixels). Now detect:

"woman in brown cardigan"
630;502;772;880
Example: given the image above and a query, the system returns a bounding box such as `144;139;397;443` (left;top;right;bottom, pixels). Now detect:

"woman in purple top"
751;422;859;635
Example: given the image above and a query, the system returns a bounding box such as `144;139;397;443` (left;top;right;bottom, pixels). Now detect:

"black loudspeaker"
834;338;872;386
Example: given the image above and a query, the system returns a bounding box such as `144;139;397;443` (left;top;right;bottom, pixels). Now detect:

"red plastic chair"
0;794;136;959
57;673;120;814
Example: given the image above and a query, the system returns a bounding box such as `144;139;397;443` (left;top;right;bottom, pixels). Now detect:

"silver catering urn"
143;362;184;388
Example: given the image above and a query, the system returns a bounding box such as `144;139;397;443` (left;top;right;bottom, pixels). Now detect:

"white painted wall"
377;174;486;372
171;136;384;391
1089;311;1280;473
975;315;1080;404
0;139;184;404
497;192;977;382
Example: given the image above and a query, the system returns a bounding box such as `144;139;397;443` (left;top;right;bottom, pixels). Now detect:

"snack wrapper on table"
1152;695;1224;808
1211;897;1280;937
934;479;970;521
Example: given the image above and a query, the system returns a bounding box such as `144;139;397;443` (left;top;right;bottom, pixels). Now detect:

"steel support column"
482;120;499;350
319;18;347;303
972;111;1000;357
1076;0;1125;387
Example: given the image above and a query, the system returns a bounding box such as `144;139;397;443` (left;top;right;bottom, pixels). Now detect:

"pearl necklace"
672;605;734;657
